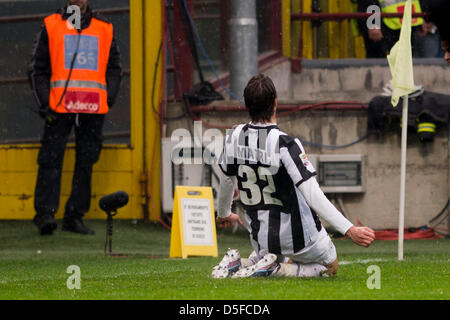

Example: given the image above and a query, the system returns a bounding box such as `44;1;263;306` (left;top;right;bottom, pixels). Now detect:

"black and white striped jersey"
219;122;323;256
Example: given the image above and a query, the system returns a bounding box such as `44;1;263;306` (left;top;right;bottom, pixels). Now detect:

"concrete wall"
292;59;450;102
165;58;450;231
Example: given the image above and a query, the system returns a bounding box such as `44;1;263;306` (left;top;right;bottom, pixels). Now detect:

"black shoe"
62;218;95;235
33;214;57;236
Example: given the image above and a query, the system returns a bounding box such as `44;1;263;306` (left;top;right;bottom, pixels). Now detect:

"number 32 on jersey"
238;165;282;207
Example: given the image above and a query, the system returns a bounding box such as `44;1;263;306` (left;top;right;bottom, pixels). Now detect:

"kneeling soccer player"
212;74;375;279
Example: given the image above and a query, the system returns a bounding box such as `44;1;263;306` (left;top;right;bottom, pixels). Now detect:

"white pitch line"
339;258;388;265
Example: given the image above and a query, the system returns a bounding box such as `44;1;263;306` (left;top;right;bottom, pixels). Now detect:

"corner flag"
387;0;416;261
387;0;416;107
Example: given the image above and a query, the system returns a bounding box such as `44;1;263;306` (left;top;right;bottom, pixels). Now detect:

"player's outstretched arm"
346;226;375;247
298;178;353;236
299;178;376;247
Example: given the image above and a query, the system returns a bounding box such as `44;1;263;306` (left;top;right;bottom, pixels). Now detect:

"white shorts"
282;229;337;266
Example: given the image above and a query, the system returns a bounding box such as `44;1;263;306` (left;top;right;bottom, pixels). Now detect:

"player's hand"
346;226;375;247
216;213;243;229
368;28;383;42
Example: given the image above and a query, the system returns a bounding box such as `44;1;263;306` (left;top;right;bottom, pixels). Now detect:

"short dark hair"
244;74;277;123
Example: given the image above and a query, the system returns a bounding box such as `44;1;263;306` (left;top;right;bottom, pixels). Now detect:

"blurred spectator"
427;0;450;63
412;21;444;58
357;0;441;58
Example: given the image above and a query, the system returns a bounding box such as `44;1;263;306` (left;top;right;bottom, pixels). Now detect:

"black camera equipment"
99;191;129;256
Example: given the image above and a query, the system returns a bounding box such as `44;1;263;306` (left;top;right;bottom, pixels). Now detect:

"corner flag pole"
386;0;415;261
398;95;408;261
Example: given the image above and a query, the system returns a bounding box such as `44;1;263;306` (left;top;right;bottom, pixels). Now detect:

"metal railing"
291;12;430;21
291;11;431;69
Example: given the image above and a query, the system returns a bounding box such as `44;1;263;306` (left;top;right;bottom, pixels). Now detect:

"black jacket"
368;91;450;137
28;6;122;112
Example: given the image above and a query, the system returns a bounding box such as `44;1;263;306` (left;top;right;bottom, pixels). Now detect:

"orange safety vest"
44;13;113;114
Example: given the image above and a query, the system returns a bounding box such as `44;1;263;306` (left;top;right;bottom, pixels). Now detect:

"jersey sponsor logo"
64;91;100;113
64;35;99;71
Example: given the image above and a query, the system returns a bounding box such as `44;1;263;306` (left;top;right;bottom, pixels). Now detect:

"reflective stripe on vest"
50;80;107;90
379;0;423;30
44;14;113;114
417;122;436;133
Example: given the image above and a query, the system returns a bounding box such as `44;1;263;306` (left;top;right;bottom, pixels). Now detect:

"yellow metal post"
144;0;163;222
350;0;367;58
130;0;146;219
339;0;350;58
328;0;355;59
328;0;339;58
281;0;291;57
302;0;313;59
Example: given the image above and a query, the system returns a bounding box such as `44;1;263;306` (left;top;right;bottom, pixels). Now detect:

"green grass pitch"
0;220;448;300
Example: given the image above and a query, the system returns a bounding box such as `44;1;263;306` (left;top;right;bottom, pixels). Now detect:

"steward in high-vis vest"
28;0;122;236
357;0;425;58
379;0;423;30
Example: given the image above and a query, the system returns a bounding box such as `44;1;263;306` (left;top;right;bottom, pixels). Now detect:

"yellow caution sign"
169;186;218;259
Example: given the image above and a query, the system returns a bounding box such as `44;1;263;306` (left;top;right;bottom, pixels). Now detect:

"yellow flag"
387;0;415;107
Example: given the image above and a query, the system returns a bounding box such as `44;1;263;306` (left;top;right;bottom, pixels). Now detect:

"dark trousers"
34;113;105;220
362;26;400;58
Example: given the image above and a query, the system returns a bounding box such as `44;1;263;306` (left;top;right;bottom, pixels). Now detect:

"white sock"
274;263;328;278
241;251;259;268
297;263;328;277
273;263;299;277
